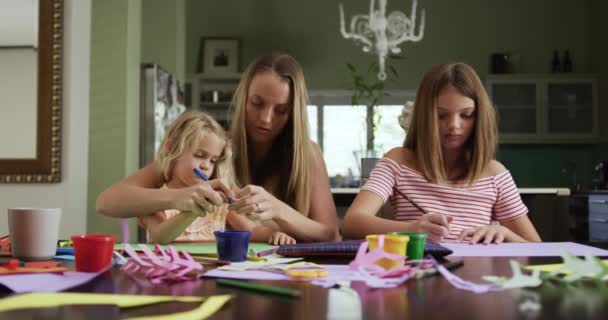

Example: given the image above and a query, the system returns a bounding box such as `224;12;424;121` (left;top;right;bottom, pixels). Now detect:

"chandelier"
339;0;426;81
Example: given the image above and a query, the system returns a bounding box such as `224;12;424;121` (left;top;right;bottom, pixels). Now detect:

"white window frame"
308;89;416;152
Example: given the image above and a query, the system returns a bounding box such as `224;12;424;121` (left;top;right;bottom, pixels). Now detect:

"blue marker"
193;168;233;204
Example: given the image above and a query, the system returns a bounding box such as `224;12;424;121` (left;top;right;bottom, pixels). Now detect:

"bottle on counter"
563;50;573;72
551;50;561;73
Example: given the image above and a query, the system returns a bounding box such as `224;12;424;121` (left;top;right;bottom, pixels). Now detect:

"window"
308;90;414;182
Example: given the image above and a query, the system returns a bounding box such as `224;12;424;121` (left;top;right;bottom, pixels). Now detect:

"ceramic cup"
8;207;62;260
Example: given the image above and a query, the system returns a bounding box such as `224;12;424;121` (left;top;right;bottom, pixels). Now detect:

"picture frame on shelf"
197;37;240;75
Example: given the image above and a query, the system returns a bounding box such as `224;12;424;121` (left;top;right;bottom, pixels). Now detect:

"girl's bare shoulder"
384;147;417;170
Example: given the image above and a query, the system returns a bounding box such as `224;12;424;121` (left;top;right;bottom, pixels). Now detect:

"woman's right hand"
412;214;453;243
171;179;233;216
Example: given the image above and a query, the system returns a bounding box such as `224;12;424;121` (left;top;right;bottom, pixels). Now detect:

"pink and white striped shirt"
361;158;528;241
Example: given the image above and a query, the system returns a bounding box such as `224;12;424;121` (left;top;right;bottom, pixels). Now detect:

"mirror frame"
0;0;63;183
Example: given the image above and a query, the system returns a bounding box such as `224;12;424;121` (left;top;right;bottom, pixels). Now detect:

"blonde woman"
97;53;338;245
343;63;541;244
225;53;338;244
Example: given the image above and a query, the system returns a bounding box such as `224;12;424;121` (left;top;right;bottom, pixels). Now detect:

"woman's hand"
457;224;512;244
228;185;285;222
268;231;296;245
171;179;233;216
412;214;453;243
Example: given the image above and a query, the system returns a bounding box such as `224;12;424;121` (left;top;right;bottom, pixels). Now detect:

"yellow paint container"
365;234;409;270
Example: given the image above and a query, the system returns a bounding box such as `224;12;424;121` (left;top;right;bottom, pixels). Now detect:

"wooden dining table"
0;255;607;320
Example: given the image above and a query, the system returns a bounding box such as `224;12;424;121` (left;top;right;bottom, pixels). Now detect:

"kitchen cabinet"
486;74;598;143
190;73;241;129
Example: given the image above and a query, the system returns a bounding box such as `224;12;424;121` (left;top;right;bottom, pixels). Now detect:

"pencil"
393;186;428;215
193;168;234;204
216;278;301;298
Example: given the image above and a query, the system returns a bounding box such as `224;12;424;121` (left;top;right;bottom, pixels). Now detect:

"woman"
342;63;541;244
97;53;338;244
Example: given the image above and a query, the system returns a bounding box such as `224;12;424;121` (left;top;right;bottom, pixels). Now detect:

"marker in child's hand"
193;168;233;204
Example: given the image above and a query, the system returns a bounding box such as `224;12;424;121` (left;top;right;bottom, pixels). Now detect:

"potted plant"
346;58;399;180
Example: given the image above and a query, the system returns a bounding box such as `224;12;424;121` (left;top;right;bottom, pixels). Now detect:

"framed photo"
198;37;240;74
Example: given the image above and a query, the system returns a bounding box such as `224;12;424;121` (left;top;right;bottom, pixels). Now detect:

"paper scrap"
114;242;277;256
482;260;542;289
0;271;103;293
442;242;608;257
0;292;231;320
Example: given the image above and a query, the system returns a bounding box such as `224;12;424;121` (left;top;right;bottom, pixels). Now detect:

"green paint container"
388;232;427;260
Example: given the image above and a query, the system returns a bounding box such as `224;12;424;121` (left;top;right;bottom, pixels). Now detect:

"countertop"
331;187;571;196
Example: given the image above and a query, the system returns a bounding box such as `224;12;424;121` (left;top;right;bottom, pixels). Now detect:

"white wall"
0;0;91;239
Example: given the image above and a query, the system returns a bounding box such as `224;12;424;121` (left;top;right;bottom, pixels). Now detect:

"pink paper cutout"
346;235;417;288
119;243;202;284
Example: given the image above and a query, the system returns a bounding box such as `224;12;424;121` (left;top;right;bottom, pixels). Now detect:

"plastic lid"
388;232;427;240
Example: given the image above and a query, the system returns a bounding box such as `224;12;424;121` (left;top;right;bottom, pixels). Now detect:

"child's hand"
172;180;232;214
457;224;511;244
413;214;452;243
268;231;296;245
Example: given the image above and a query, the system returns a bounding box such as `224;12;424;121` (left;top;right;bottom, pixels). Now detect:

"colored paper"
114;242;276;256
204;264;401;285
526;260;608;273
0;271;104;293
441;242;608;257
0;292;231;320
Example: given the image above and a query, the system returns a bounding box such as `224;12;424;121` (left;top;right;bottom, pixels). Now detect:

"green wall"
142;0;186;82
183;0;602;188
88;0;141;237
185;0;592;88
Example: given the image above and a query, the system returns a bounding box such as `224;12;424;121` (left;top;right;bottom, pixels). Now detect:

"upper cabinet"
190;73;241;129
486;74;598;143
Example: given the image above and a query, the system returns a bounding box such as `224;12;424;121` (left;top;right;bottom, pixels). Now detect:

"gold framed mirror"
0;0;63;183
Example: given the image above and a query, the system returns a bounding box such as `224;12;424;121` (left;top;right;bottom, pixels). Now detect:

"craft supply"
256;247;279;257
55;247;74;256
442;242;608;257
392;186;428;214
216;278;301;297
366;234;409;270
193;168;234;204
275;240;452;259
120;243;203;284
214;230;251;262
389;232;427;260
0;292;232;320
192;256;231;266
260;261;329;279
71;234;116;272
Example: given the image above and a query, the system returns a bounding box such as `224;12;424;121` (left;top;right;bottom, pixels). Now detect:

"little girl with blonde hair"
139;111;235;243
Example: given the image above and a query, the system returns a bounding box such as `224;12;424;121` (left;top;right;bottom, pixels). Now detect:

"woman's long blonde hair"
230;53;312;215
404;62;497;185
157;111;235;188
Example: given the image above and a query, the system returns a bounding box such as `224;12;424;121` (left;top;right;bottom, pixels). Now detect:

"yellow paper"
526;260;608;273
0;292;231;320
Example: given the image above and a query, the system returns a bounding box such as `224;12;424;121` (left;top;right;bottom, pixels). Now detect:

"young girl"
342;63;541;244
138;111;236;244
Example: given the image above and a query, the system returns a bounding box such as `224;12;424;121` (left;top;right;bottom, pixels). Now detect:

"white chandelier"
339;0;426;81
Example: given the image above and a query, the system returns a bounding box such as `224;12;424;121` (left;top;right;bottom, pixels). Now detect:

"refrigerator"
139;63;186;168
139;64;186;242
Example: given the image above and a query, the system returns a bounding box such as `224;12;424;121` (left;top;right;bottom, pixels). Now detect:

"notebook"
276;240;453;259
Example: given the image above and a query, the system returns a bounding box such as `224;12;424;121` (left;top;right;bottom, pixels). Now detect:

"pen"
393;186;428;215
216;278;301;298
193;168;234;204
